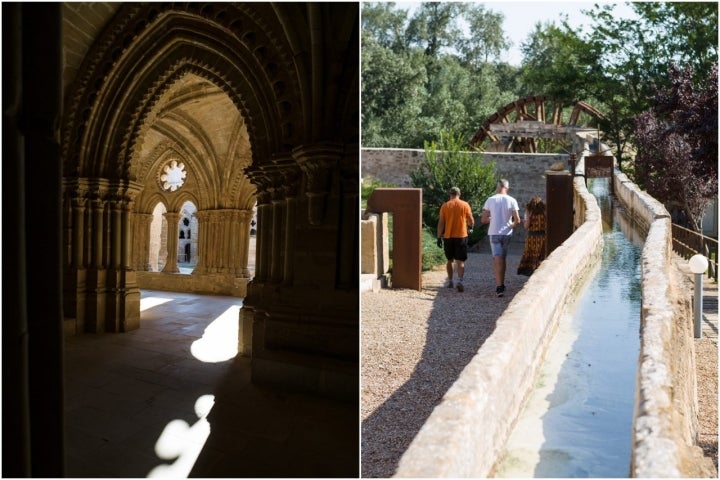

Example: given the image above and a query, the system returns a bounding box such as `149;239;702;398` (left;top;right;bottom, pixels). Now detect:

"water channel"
495;177;644;477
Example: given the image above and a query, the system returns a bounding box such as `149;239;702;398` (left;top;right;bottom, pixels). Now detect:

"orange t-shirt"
439;198;473;238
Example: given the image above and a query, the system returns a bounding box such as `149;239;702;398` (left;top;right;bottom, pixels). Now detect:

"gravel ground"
361;249;525;478
361;249;718;478
672;253;718;472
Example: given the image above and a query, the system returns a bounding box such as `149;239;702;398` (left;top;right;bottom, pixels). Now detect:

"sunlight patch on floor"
190;305;241;363
147;394;215;478
140;296;173;312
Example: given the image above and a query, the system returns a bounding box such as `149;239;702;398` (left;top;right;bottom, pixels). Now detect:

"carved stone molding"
293;143;343;226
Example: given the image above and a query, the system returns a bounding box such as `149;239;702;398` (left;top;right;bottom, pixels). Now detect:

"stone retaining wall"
395;173;604;477
615;171;716;477
136;272;248;297
362;148;567;218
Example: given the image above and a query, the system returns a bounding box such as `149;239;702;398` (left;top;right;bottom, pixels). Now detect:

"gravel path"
361;248;525;478
361;248;718;478
672;254;718;471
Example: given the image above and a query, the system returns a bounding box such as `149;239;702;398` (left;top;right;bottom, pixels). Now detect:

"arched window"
179;230;185;239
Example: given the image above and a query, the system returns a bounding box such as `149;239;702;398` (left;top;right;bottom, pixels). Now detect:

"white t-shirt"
483;193;520;236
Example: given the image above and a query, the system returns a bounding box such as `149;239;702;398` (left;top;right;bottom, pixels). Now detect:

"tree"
361;2;410;53
583;2;718;172
406;2;467;59
410;131;497;246
520;20;597;103
459;4;510;68
361;40;428;147
633;63;718;232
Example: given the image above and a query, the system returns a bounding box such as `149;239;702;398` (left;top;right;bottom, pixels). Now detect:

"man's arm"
466;206;475;228
480;209;490;224
511;209;521;227
437;216;445;238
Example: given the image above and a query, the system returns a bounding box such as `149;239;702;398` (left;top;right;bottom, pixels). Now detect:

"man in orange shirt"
437;186;474;292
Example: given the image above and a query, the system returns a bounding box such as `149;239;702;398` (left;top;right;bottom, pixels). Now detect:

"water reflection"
496;177;643;477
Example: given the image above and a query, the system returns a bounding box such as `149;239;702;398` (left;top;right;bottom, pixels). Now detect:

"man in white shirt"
480;179;521;297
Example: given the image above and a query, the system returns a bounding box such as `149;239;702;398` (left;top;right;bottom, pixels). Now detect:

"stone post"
162;212;181;273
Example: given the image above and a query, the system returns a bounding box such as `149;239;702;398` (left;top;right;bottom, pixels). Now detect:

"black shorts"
443;237;468;262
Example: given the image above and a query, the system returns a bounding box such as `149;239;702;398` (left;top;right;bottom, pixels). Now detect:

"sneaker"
496;285;505;297
445;279;454;288
456;280;464;292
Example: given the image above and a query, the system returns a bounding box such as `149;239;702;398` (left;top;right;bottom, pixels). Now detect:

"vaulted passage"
3;3;359;476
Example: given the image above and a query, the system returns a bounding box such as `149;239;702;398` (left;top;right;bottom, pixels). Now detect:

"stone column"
90;196;105;269
338;149;359;289
294;143;342;226
132;213;154;271
109;196;123;269
162;212;181;273
238;209;253;277
70;195;87;268
283;196;297;285
270;191;285;283
255;192;273;283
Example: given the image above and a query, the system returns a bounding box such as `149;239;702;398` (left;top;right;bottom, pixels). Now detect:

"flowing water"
495;178;643;478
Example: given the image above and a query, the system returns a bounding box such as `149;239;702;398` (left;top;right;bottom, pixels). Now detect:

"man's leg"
493;256;504;286
446;260;454;282
455;260;465;292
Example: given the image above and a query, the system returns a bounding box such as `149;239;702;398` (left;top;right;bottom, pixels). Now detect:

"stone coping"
615;171;716;477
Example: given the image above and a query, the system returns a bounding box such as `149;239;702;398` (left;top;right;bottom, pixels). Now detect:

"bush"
421;228;447;271
410;131;497;246
361;177;395;209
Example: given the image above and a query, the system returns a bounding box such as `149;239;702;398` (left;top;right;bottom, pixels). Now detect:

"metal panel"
546;171;574;256
585;155;614;178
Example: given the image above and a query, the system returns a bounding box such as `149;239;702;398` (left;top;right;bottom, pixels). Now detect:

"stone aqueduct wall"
614;172;715;477
362;148;713;477
394;169;604;477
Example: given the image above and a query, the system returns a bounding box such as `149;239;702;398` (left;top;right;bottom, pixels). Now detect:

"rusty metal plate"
585;155;614;178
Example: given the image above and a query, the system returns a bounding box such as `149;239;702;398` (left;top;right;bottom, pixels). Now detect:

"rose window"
159;160;187;192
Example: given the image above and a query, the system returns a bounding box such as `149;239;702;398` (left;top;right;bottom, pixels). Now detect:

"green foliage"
361;40;428;147
459;3;509;67
361;177;396;209
582;2;718;172
421;228;447;271
362;0;718;201
633;63;718;232
361;1;521;148
410;131;496;246
520;22;597;103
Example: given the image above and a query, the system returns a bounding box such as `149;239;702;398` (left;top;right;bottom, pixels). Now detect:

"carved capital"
292;143;343;225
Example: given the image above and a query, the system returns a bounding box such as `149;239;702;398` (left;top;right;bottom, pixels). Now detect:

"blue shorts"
489;235;512;257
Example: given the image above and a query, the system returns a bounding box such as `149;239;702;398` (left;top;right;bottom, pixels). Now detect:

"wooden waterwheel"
469;95;605;153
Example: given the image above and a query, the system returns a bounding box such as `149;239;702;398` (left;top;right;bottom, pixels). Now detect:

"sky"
395;1;640;65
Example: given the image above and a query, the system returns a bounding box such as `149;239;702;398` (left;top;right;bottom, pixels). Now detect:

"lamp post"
689;254;709;338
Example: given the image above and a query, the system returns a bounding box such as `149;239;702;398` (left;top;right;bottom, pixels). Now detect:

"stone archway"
60;3;359;399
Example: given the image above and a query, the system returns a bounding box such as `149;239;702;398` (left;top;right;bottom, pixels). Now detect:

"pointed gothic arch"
60;3;359;400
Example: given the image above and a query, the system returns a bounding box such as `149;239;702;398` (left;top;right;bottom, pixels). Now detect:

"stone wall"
614;171;716;477
136;271;248;297
362;148;569;214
